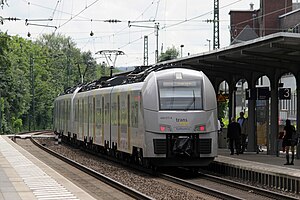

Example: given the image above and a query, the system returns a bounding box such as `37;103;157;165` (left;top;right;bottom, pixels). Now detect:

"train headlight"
160;124;172;132
194;124;206;132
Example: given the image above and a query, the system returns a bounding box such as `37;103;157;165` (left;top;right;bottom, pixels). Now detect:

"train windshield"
158;80;203;110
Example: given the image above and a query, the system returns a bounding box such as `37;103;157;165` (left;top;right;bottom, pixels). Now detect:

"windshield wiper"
185;90;195;110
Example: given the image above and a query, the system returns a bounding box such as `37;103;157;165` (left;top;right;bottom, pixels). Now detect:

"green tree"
0;32;105;133
159;46;179;62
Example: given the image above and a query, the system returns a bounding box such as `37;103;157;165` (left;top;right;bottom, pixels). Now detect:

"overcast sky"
1;0;263;67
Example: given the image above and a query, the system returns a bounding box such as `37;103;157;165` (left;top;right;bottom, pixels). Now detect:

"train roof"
60;64;196;95
60;66;148;95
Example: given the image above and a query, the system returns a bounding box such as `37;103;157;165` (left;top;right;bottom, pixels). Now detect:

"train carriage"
54;66;218;167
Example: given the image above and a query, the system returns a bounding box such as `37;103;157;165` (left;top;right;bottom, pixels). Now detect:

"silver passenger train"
54;66;218;167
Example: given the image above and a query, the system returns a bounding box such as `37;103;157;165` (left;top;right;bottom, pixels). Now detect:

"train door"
88;95;93;141
127;94;131;152
64;100;67;134
66;100;69;134
130;91;142;148
60;101;63;133
102;96;105;145
76;99;79;136
110;94;118;148
117;95;120;150
120;93;127;151
93;96;96;143
84;96;89;140
56;101;60;132
95;95;102;145
61;100;64;133
103;93;111;148
79;98;84;141
60;101;62;133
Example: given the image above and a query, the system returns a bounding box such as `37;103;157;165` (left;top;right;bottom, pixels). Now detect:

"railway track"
29;137;153;200
16;134;299;200
16;136;216;200
19;136;218;199
159;168;299;200
14;136;150;200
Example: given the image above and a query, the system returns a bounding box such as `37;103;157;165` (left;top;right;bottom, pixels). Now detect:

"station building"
229;0;300;43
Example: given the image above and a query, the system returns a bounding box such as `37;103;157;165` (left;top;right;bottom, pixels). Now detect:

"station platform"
217;148;300;169
211;148;300;194
0;135;96;200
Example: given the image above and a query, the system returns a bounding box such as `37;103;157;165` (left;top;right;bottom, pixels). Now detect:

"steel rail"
30;137;154;200
159;171;299;200
199;171;299;200
159;173;243;200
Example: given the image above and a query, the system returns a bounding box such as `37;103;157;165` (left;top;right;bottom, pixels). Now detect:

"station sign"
279;88;291;100
245;88;256;100
257;87;270;100
246;87;270;100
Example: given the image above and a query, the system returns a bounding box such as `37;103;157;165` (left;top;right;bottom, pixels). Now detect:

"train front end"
142;68;218;167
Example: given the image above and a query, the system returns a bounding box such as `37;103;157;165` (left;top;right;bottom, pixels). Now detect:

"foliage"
159;46;179;62
0;32;105;134
218;101;227;119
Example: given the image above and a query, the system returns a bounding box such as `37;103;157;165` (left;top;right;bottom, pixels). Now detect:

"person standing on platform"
282;119;297;165
218;117;224;134
237;112;248;154
227;118;241;155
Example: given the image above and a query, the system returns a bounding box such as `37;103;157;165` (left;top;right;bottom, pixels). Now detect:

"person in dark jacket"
227;117;241;155
237;112;248;154
282;119;297;165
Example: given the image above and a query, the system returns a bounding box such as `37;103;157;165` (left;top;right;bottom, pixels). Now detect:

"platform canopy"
155;32;300;155
156;32;300;85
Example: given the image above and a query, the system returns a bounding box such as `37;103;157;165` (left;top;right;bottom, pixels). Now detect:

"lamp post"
180;44;184;57
206;39;211;51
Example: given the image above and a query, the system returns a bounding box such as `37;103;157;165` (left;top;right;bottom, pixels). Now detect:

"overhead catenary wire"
116;0;243;51
20;0;291;43
13;0;297;67
18;0;226;52
56;0;101;30
21;0;91;21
